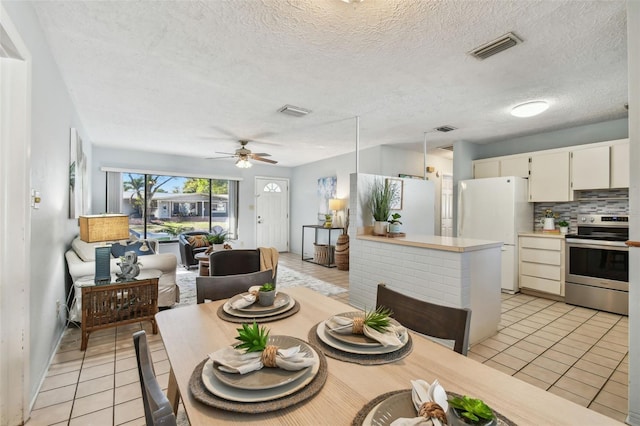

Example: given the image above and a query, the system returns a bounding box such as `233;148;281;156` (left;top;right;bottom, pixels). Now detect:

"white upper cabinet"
571;146;610;190
610;141;630;188
473;156;529;179
500;156;530;178
529;151;571;202
473;160;500;179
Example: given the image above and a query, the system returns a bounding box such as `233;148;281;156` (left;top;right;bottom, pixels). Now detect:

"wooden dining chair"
133;331;177;426
376;283;472;355
196;269;275;303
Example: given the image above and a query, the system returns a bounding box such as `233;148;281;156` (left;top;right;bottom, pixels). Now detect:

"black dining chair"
375;283;472;355
196;269;275;303
133;331;177;426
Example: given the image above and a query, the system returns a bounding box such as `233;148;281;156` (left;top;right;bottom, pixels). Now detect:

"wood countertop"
356;233;503;252
519;232;567;239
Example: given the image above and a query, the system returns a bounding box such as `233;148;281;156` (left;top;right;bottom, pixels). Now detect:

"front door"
255;177;289;251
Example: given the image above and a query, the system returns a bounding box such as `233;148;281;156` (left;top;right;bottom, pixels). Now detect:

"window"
108;172;239;241
264;182;282;193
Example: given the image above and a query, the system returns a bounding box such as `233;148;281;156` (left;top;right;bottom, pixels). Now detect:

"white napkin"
390;379;449;426
210;345;315;375
325;315;406;347
230;286;261;309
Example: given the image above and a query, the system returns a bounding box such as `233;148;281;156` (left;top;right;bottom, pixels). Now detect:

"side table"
195;252;210;276
78;274;160;350
301;225;344;268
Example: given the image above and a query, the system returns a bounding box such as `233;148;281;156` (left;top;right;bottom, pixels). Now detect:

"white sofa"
65;237;180;320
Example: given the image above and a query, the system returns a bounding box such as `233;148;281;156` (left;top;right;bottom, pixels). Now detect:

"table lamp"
79;214;129;284
328;199;343;228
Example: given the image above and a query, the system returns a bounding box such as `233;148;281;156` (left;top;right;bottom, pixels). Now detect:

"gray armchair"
178;231;210;268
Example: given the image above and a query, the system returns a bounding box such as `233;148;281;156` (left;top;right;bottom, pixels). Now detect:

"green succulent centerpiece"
352;306;393;334
448;395;495;424
259;283;274;292
235;322;270;353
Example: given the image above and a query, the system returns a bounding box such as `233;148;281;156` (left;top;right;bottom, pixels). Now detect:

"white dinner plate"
317;320;408;355
223;297;295;318
362;392;415;426
230;292;291;314
201;337;320;402
211;335;311;390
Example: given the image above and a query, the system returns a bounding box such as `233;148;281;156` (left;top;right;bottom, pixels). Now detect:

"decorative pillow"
187;235;210;248
111;240;156;258
72;237;98;262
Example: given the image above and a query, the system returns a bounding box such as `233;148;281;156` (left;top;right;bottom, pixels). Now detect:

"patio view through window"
111;172;238;241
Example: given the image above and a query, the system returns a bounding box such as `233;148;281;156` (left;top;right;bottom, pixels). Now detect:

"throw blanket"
259;247;279;279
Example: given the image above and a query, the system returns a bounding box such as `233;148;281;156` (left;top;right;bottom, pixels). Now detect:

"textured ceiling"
31;0;628;167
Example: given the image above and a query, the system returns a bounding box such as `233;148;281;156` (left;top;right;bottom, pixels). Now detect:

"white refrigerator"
457;176;533;293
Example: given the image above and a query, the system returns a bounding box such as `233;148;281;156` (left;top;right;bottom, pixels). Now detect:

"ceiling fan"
210;140;278;168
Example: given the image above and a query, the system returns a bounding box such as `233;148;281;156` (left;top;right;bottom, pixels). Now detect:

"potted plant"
388;213;402;233
447;395;496;426
368;178;399;235
539;209;559;231
258;282;276;306
558;219;569;234
207;229;228;251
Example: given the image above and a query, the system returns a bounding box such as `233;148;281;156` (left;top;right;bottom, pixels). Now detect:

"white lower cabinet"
518;235;565;297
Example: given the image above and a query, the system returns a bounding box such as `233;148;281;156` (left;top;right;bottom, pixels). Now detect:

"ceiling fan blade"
250;153;271;157
251;156;278;164
206;155;236;160
214;151;236;155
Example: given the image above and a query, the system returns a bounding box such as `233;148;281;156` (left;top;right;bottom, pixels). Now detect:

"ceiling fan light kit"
235;158;252;168
511;101;549;118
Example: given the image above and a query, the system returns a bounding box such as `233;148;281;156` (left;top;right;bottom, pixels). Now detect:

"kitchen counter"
519;231;567;239
350;233;502;346
356;233;503;252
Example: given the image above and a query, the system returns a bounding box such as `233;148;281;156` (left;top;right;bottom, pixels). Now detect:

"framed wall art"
386;178;403;210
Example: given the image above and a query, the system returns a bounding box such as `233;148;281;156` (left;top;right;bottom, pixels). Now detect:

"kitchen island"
350;233;503;346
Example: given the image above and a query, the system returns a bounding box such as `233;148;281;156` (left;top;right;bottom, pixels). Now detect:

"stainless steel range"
565;214;629;315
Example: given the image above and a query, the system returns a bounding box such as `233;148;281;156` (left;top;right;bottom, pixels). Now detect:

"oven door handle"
566;240;629;249
626;240;640;247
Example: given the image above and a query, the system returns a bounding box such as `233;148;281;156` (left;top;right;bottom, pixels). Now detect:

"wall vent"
469;32;523;60
434;125;457;133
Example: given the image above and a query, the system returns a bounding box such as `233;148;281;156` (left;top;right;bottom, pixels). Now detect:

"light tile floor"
26;252;628;425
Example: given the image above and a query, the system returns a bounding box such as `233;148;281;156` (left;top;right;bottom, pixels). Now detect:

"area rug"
174;265;347;308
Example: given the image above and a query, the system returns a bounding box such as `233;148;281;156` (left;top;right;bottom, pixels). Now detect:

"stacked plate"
201;335;320;402
222;291;296;319
316;311;409;355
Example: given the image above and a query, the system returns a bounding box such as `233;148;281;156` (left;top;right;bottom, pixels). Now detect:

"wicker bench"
81;277;159;350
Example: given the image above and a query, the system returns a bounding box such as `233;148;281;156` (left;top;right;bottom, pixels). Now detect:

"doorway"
1;9;31;425
255;177;289;251
441;174;454;237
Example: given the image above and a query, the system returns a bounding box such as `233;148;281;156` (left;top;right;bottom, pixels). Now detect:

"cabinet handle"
626;240;640;247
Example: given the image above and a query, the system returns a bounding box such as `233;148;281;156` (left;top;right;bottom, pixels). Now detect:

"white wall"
91;146;292;250
3;1;91;408
289;145;439;254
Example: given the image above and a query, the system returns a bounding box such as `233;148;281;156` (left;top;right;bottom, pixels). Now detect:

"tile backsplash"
533;189;629;232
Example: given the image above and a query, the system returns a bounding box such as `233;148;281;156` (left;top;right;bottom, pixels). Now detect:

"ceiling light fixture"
511;101;549;118
235;157;252;168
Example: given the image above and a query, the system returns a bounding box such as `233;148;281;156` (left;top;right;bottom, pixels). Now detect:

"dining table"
155;286;623;425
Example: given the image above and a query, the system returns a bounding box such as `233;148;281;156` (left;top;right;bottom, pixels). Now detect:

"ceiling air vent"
278;104;311;117
469;32;523;60
434;125;457;133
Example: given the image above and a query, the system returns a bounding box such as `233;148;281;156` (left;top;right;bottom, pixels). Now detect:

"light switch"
31;189;41;209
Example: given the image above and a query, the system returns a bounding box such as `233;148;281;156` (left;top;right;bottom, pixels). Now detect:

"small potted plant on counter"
368;178;399;235
388;213;402;233
448;395;496;426
558;219;569;234
258;283;276;306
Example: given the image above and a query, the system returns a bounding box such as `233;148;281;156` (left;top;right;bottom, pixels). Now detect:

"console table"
301;225;343;268
79;276;159;350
